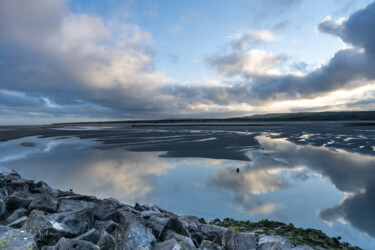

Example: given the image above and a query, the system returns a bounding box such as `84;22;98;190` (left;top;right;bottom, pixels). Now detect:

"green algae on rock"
207;218;362;250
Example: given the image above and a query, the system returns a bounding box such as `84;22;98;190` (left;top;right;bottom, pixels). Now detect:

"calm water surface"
0;122;374;249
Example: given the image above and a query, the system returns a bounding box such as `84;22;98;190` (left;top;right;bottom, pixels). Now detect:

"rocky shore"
0;170;361;250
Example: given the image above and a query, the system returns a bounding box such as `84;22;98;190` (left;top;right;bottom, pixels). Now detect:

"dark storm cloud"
319;2;375;56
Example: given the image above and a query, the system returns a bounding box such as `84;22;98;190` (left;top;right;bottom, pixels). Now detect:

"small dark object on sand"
20;142;36;147
236;168;240;173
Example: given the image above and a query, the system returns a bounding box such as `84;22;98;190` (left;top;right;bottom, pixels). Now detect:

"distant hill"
53;111;375;125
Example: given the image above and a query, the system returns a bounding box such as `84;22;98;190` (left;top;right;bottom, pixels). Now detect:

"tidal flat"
0;121;374;249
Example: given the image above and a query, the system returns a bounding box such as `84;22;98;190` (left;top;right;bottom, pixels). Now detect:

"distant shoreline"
50;111;375;126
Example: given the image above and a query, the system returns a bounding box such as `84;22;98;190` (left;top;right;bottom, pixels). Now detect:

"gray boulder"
153;239;186;250
200;240;223;250
222;229;256;250
29;192;58;213
293;246;314;250
74;228;100;244
257;236;293;250
159;217;191;241
5;207;27;224
97;207;132;224
166;232;196;249
200;224;227;236
5;191;33;209
58;198;95;213
97;231;117;250
113;215;156;249
0;199;5;216
22;210;54;233
179;215;201;231
7;215;28;228
93;220;119;234
0;226;36;250
29;181;53;193
22;210;68;247
50;207;94;236
200;224;227;243
7;178;32;192
52;237;99;250
0;187;8;200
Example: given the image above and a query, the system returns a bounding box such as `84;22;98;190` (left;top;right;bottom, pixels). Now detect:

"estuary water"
0;121;374;248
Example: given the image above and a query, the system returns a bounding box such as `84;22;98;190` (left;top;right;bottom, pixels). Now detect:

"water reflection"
0;137;175;204
256;135;375;239
1;133;375;248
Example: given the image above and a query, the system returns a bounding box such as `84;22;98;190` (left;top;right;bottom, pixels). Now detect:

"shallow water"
0;122;374;248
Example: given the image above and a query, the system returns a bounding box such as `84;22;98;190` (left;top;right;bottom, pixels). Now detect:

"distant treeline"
52;111;375;125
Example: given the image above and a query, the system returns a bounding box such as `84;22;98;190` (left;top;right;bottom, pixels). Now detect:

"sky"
1;0;375;124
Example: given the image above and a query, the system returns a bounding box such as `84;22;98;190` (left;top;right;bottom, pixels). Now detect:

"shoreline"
0;169;361;249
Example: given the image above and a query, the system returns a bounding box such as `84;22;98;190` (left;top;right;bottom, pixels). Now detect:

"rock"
144;214;170;236
134;202;145;211
28;192;58;213
191;232;204;246
58;199;95;213
7;215;28;228
22;210;68;247
5;191;33;209
52;237;100;250
222;229;256;250
257;236;293;250
7;179;32;192
166;232;196;249
200;240;223;250
0;199;5;216
200;224;227;244
153;239;188;250
0;225;36;249
22;210;53;233
29;181;53;193
159;217;191;241
179;215;201;231
57;194;98;202
200;224;227;236
97;208;132;224
97;231;117;250
49;207;94;236
93;220;119;234
100;198;122;210
135;244;151;250
113;215;156;249
293;246;314;250
74;228;100;244
140;210;161;219
5;207;27;224
0;187;9;199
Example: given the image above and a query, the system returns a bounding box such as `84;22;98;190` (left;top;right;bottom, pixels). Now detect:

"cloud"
174;2;375;111
1;0;375;121
207;49;282;77
0;0;174;119
318;2;375;56
230;29;276;51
